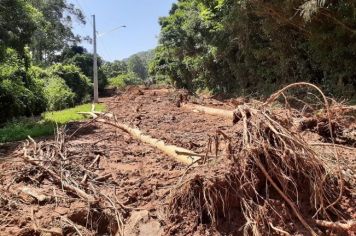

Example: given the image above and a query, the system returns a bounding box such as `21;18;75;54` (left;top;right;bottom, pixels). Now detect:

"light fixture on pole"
97;25;126;38
92;16;126;103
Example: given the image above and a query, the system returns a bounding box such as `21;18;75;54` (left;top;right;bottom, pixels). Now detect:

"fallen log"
80;112;200;165
94;173;112;182
181;103;233;119
97;118;200;165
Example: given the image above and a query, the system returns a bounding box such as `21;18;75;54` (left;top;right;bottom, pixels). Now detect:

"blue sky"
69;0;176;61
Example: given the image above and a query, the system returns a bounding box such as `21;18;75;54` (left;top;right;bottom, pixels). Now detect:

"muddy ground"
0;87;355;236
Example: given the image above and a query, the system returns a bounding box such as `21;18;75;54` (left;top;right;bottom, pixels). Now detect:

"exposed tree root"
22;137;95;202
168;83;353;236
18;129;125;235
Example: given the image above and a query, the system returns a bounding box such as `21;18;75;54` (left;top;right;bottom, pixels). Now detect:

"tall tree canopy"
0;0;85;65
29;0;85;64
151;0;356;99
127;55;148;80
0;0;40;64
59;46;108;92
0;0;93;123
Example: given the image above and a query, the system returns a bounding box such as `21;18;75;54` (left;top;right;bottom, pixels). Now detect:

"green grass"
0;119;55;143
43;103;105;124
0;103;106;143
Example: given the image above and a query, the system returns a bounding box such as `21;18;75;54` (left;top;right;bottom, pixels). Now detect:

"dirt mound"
298;102;356;146
166;84;356;236
0;84;354;236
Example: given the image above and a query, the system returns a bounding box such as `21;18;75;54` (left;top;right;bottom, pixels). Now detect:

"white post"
92;14;99;103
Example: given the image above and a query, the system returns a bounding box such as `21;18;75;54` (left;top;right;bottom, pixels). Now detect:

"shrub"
0;48;46;123
44;76;75;111
154;74;171;85
64;53;108;92
109;74;126;89
50;64;91;103
109;72;142;89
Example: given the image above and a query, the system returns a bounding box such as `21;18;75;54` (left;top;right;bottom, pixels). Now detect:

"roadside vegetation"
149;0;356;101
0;103;105;143
1;0;355;144
103;50;155;89
0;0;108;124
0;0;154;142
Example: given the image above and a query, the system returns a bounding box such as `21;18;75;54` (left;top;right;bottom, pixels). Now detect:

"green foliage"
103;50;154;87
0;48;47;123
0;0;107;125
127;55;148;80
28;0;85;65
109;73;142;89
0;0;84;65
49;64;91;104
109;75;126;89
0;104;106;143
42;103;105;124
151;0;356;99
102;60;128;79
64;53;93;77
0;47;102;123
61;46;108;91
0;0;40;59
126;50;155;67
0;118;54;143
43;76;75;111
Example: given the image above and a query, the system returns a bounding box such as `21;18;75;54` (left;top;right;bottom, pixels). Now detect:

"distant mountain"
123;49;155;65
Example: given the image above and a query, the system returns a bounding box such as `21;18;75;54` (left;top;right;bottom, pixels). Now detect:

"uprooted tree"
166;83;355;235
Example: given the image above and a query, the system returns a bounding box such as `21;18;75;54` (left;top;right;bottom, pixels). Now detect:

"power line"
98;37;111;61
73;0;125;61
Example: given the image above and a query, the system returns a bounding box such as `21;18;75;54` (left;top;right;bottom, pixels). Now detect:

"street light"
92;15;126;103
97;25;127;38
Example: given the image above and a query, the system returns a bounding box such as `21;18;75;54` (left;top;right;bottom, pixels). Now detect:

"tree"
127;55;148;80
60;46;108;92
49;64;91;103
102;60;128;79
0;48;47;123
28;0;85;65
43;75;75;111
0;0;101;123
0;0;41;66
150;0;356;99
0;0;85;66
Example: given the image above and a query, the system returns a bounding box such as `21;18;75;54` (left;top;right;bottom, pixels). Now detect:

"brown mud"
0;87;355;236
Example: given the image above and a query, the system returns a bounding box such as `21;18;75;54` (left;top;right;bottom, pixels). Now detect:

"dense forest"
1;0;355;123
103;50;154;88
0;0;101;123
0;0;152;123
150;0;356;99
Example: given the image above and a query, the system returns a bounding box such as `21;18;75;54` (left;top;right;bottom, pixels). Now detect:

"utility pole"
92;14;98;103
